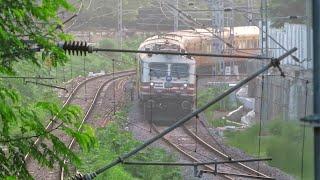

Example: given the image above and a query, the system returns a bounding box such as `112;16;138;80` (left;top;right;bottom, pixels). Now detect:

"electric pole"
118;0;123;60
174;0;179;31
306;0;312;69
247;0;254;25
260;0;269;57
312;0;320;179
226;0;235;55
210;0;224;75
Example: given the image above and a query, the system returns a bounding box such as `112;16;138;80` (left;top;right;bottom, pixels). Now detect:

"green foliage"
78;109;182;180
95;36;145;71
269;0;306;27
0;83;97;178
70;0;152;30
225;120;314;179
0;0;74;73
198;86;238;120
0;0;97;179
208;118;239;128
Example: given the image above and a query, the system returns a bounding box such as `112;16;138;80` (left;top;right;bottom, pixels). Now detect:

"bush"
208;118;238;128
225;120;314;179
77;109;182;180
198;86;239;120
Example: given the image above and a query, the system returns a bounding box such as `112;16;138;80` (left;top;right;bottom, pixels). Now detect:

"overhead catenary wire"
93;48;270;59
257;75;265;171
162;2;260;56
73;48;297;180
238;10;301;63
25;81;68;92
300;80;309;180
123;157;272;166
165;1;303;60
60;41;270;59
64;0;84;31
194;74;198;152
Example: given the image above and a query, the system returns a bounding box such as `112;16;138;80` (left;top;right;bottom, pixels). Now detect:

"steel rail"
60;73;135;179
151;125;273;179
24;69;135;161
150;125;233;180
201;170;274;180
182;125;272;179
75;48;297;180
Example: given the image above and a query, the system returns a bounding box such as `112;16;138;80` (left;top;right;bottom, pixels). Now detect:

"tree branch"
0;122;64;143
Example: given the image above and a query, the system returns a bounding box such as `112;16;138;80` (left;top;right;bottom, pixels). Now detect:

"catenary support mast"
174;0;179;31
118;0;123;60
312;0;320;179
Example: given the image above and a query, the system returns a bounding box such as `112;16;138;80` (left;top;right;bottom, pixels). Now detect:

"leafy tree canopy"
269;0;306;27
0;0;96;179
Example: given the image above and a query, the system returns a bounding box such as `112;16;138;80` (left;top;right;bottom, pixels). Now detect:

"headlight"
183;83;188;88
150;82;154;86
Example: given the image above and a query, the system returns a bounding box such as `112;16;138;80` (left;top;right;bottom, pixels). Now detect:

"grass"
224;119;314;180
3;35;144;105
77;107;182;180
197;86;314;179
207;118;239;128
198;86;239;124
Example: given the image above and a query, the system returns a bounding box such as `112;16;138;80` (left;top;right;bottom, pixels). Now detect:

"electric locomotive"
137;26;260;124
137;36;196;124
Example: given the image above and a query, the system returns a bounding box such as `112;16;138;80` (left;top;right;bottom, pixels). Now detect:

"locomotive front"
138;37;196;124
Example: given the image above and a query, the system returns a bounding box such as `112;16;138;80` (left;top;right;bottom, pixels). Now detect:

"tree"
269;0;306;27
0;0;96;179
67;0;152;30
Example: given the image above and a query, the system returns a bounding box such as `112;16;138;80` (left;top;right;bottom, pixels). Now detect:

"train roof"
138;26;259;59
231;26;260;37
139;26;259;49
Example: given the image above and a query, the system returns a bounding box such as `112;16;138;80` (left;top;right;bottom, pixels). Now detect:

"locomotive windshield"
149;63;167;78
171;63;189;78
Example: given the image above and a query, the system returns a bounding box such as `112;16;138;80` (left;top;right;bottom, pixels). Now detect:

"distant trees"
269;0;306;27
69;0;152;30
0;0;96;179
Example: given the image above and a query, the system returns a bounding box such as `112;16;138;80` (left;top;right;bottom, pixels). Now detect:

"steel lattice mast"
210;0;224;75
174;0;179;31
312;0;320;179
247;0;254;25
260;0;269;57
117;0;123;60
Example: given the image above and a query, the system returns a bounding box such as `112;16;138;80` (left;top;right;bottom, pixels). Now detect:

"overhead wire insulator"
58;41;93;56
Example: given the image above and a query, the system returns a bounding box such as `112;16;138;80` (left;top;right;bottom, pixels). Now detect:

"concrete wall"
249;67;313;122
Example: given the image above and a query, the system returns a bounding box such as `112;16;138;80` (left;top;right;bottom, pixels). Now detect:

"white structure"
266;23;312;69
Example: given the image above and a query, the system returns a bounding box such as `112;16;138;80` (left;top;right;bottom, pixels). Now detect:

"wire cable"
162;2;261;56
300;80;309;180
257;75;265;171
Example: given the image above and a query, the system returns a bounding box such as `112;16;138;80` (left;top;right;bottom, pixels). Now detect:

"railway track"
182;124;273;179
152;123;274;180
26;69;135;179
